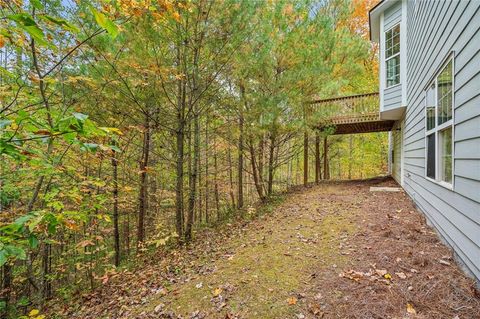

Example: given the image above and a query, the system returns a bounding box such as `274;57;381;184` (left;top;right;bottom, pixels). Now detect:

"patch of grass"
139;190;359;318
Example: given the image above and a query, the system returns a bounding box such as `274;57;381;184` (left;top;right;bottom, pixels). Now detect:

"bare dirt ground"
55;178;480;319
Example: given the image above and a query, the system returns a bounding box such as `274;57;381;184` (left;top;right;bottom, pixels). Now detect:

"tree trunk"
287;142;293;188
303;131;309;186
227;149;236;209
258;136;266;194
175;119;185;240
1;265;12;319
204;118;209;224
42;243;52;300
137;114;150;247
187;122;193;223
315;133;320;184
175;102;185;240
267;134;275;196
237;113;244;209
348;135;353;179
323;136;329;180
248;138;265;201
112;148;120;266
213;138;220;221
185;108;199;242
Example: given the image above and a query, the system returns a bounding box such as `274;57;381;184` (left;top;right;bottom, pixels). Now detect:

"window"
425;58;454;185
385;24;400;87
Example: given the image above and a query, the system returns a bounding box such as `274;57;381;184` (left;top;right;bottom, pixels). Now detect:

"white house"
369;0;480;282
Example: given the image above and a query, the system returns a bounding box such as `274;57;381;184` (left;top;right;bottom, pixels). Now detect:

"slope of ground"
53;178;480;319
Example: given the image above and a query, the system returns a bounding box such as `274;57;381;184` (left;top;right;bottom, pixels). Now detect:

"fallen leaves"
395;272;407;279
406;303;417;314
340;267;401;284
307;302;322;316
339;270;366;282
48;181;480;319
287;296;298;305
212;287;222;297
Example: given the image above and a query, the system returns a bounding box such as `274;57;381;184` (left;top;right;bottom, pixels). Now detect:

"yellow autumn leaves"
17;309;45;319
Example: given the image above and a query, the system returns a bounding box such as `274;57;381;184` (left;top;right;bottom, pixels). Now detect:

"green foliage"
7;13;48;46
0;0;383;316
90;6;119;38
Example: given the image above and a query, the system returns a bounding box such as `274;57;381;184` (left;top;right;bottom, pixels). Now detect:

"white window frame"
424;55;455;190
385;23;401;88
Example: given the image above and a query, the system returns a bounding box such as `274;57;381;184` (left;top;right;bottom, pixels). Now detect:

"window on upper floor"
385;24;400;87
425;58;454;186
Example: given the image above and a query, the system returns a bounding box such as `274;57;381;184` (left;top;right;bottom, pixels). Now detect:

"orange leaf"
213;287;222;297
287;296;297;305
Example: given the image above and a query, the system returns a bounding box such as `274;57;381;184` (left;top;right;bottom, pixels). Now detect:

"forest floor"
54;178;480;319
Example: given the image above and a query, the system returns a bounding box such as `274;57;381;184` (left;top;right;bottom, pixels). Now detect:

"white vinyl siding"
402;0;480;282
381;1;404;113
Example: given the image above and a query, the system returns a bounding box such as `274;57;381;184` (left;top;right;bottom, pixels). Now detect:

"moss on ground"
140;188;358;318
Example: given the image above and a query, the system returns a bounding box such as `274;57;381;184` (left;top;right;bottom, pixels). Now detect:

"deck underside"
315;113;395;135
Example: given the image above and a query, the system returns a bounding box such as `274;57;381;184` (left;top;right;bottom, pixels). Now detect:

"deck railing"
309;92;380;124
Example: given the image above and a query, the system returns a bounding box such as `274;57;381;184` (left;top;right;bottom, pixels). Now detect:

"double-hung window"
425;58;454;186
385;24;400;87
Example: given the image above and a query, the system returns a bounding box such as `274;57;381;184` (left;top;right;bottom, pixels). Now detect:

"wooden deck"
310;92;394;135
315;112;395;135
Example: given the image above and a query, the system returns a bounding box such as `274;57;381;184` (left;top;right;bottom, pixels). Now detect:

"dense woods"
0;0;382;317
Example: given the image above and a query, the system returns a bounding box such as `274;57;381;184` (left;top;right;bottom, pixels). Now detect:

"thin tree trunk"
348;135;353;179
267;134;275;196
227;149;236;209
185;108;199;242
175;37;186;241
323;136;329;180
124;213;130;258
137;114;150;247
248;138;265;201
175;115;185;238
205;118;209;224
27;34;54;213
237;113;244;209
258;136;265;194
1;265;12;319
315;133;320;184
175;119;185;241
214;145;220;221
303;130;308;186
186;31;203;237
197;137;202;224
295;151;299;185
287;141;293;188
112;148;120;266
187;122;193;223
42;244;52;300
